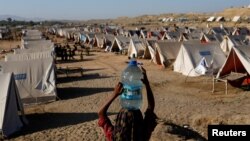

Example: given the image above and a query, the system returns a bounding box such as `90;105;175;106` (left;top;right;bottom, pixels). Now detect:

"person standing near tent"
98;67;157;141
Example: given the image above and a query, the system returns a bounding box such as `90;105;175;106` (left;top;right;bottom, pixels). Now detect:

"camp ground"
0;5;250;139
174;41;226;77
0;73;26;137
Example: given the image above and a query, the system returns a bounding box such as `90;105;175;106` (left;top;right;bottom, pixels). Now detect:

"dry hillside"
109;7;250;29
217;7;250;18
77;6;250;29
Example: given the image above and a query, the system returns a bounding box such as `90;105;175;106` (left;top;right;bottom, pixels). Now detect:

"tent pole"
185;68;194;83
226;80;228;95
212;76;215;93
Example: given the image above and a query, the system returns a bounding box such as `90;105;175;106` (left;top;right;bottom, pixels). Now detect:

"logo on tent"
14;73;27;80
199;51;211;56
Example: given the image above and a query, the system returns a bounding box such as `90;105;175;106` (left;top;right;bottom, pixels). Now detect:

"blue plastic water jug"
120;56;143;110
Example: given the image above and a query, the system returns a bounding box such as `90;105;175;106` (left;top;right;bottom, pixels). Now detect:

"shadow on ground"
164;122;207;141
57;87;113;100
83;68;105;72
9;112;113;138
56;73;113;84
56;59;84;64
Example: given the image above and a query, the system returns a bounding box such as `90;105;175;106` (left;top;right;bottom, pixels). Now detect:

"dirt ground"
0;47;248;141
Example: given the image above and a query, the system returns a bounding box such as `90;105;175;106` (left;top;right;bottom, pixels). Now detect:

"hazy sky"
0;0;249;20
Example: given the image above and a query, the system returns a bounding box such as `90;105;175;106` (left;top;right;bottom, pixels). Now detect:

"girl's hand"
113;82;123;97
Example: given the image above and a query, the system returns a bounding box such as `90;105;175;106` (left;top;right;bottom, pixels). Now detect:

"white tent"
0;73;26;137
24;29;42;36
200;33;223;43
94;33;105;48
216;16;225;22
22;36;42;41
103;34;115;50
232;16;241;22
85;33;95;45
14;47;54;54
22;30;43;41
110;37;123;52
127;38;148;58
162;31;181;41
0;58;57;104
145;39;157;62
220;35;247;54
5;51;53;61
174;41;226;77
154;41;182;67
110;36;130;52
207;16;216;22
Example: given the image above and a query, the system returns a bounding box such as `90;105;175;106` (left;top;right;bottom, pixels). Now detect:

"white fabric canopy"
0;73;25;137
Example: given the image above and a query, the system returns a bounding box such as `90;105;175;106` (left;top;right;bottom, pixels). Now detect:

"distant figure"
98;67;157;141
61;46;68;61
56;45;63;61
85;47;90;56
80;50;84;61
69;45;77;60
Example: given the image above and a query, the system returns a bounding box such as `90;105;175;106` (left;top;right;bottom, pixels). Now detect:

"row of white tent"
77;28;249;53
105;34;247;63
75;31;250;83
109;37;250;79
53;26;250;79
62;28;249;79
0;29;56;137
207;16;243;22
51;25;250;43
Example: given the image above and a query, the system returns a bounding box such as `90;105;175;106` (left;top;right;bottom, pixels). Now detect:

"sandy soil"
0;40;20;59
0;48;247;141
